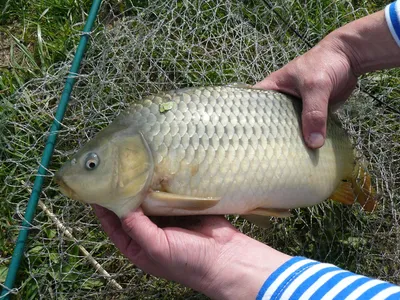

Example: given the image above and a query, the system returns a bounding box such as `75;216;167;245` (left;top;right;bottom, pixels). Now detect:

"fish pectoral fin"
246;207;292;218
241;215;272;228
148;191;220;210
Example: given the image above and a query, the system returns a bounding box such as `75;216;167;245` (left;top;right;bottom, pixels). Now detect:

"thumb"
300;89;329;149
121;207;169;260
253;69;299;96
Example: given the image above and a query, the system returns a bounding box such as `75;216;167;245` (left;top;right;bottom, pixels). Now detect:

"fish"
55;85;377;225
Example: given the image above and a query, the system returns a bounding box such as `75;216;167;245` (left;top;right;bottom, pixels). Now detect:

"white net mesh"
1;0;399;298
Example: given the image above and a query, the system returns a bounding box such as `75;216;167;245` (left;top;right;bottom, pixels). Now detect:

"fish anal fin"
148;191;220;210
241;215;272;228
330;163;378;212
246;207;292;218
329;180;355;206
351;163;378;212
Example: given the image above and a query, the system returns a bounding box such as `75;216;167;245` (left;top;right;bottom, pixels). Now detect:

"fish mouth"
54;173;80;201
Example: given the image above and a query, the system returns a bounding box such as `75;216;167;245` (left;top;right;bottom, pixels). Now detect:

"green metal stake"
1;0;102;298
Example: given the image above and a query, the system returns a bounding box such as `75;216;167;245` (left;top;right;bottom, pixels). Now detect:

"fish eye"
85;153;100;171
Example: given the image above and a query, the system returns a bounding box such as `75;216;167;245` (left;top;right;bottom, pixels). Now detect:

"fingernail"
307;132;324;148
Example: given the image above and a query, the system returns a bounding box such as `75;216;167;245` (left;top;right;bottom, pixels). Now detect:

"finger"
149;215;202;228
121;207;169;259
187;215;239;241
155;214;234;232
151;214;238;240
300;89;330;149
92;204;135;254
253;67;300;98
253;76;280;90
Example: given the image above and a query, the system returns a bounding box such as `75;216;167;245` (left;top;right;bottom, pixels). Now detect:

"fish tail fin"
329;162;378;212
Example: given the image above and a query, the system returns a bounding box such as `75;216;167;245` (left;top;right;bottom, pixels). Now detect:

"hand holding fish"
255;9;400;149
253;41;357;149
93;205;290;299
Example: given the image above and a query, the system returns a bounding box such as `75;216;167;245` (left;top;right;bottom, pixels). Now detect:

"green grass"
0;0;96;98
0;0;399;298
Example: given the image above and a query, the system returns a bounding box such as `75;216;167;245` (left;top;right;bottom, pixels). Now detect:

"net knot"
80;31;93;36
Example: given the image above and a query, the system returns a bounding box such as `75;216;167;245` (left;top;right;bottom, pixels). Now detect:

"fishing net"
1;0;399;298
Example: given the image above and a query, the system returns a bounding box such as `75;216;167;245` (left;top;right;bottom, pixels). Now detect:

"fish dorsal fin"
246;207;292;218
241;214;272;228
148;191;220;210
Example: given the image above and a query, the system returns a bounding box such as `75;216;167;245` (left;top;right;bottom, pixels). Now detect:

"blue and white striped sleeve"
257;257;400;300
386;0;400;47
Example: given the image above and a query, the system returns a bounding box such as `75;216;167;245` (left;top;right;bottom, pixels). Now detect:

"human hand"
93;205;291;299
254;39;357;149
255;9;400;150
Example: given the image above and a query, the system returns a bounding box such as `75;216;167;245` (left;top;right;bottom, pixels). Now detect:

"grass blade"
36;24;47;72
9;32;42;75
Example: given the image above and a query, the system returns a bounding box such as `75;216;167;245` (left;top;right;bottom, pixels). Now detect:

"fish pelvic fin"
329;162;378;212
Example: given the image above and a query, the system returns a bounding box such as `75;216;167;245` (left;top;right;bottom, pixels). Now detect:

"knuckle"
302;73;331;91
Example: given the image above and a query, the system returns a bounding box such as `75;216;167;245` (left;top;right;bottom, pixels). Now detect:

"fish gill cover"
1;0;399;298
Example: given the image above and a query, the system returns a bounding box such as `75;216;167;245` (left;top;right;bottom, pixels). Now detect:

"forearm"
323;8;400;76
202;234;291;300
201;233;400;300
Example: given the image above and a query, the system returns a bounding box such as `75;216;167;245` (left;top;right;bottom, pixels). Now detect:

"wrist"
202;233;291;300
324;10;400;76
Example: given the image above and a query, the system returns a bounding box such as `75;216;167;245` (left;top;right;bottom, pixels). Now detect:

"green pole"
1;0;102;298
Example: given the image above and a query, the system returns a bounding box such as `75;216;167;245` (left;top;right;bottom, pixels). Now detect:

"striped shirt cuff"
385;0;400;47
257;256;400;300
